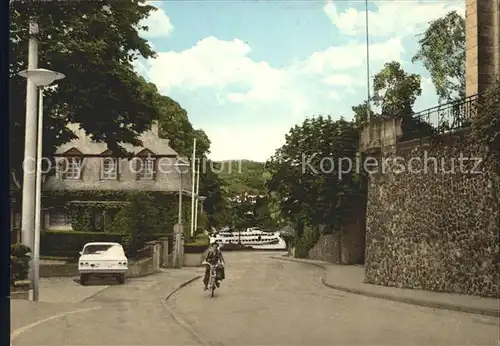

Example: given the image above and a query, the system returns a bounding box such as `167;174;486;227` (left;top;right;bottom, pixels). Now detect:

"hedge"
11;244;31;285
184;244;209;254
40;231;170;258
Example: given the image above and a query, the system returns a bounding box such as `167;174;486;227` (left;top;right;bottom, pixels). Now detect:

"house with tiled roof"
40;120;193;232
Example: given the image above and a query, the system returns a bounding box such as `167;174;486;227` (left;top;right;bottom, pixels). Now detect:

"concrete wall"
364;132;500;297
183;252;206;267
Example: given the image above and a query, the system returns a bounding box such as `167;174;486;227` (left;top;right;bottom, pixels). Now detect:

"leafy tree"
354;61;434;140
217;160;266;196
266;116;361;231
124;192;157;255
352;101;378;127
10;1;160;184
412;10;466;102
372;61;422;117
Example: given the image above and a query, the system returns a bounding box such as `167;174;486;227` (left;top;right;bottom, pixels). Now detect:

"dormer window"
135;149;156;180
57;148;84;180
66;158;82;179
101;157;118;179
136;157;156;180
58;157;83;180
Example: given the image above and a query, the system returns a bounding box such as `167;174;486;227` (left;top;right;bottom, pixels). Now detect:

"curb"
162;275;210;346
271;256;500;318
165;275;202;302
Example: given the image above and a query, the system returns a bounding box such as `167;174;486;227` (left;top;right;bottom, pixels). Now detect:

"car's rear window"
83;245;118;255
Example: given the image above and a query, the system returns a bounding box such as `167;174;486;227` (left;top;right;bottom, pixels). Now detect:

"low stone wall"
40;263;78;277
309;234;339;263
40;257;159;278
11;280;30;300
126;258;156;278
183;252;205;267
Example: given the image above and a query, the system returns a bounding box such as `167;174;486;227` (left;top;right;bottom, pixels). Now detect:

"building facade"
39;120;192;232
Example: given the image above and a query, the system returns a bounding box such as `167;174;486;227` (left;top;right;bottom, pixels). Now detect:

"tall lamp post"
18;68;65;302
174;160;189;268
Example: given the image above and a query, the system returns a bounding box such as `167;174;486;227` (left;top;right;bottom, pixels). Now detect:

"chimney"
151;120;159;136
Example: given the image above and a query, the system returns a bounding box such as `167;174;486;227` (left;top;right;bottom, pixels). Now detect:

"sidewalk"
11;268;203;343
272;256;500;318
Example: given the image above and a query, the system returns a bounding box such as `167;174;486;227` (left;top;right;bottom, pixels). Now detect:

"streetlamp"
173;160;189;268
18;67;65;302
175;160;190;225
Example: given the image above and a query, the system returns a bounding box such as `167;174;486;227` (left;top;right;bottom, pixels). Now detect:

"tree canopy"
265;116;361;231
10;1;160;181
412;10;466;102
9;1;229;229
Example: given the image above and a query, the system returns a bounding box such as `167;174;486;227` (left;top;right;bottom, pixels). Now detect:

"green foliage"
44;190;182;234
217;160;266;195
10;244;31;284
9;2;228;230
10;1;160;181
294;225;320;259
266;116;361;230
40;230;168;258
199;161;231;229
471;78;500;174
412;10;465;102
69;208;93;232
123;192;168;255
354;61;435;141
106;206;133;234
373;61;422;118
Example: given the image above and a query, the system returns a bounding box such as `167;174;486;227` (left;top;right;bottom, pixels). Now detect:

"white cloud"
204;124;289;162
301;38;404;75
139;3;174;37
138;0;462;161
323;74;363;86
146;36;287;104
324;0;465;37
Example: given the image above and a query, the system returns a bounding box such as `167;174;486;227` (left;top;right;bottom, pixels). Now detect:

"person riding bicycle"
203;241;225;290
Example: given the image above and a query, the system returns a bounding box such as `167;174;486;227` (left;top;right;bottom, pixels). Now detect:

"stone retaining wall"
365;132;500;297
308;201;366;265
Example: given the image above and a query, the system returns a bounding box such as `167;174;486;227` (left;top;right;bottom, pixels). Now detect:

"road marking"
10;305;102;343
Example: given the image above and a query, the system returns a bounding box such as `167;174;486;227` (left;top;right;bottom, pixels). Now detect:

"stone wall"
365;131;500;297
308;200;367;265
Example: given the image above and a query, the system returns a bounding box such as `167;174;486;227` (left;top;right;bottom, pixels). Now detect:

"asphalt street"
169;252;499;346
12;252;500;345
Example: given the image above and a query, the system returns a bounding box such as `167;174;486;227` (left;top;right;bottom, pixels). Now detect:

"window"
101;158;118;179
61;158;82;179
136;158;155;180
49;212;70;226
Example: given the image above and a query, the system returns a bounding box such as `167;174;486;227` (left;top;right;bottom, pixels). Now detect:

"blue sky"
135;0;465;161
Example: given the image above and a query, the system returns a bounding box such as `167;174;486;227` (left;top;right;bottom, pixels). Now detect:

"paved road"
12;269;204;345
12;252;499;345
169;252;499;346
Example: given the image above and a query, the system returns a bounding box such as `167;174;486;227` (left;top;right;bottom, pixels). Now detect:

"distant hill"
215;160;266;196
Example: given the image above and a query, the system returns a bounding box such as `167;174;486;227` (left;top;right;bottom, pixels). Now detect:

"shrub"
220;243;255;251
184;244;209;254
294;225;320;259
11;244;31;285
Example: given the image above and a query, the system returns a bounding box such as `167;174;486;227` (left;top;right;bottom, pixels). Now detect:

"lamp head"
18;68;65;86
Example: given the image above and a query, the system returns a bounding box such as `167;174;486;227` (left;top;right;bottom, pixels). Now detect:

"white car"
78;242;128;285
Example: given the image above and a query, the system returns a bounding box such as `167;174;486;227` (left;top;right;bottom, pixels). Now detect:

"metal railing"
410;93;479;136
135;246;153;260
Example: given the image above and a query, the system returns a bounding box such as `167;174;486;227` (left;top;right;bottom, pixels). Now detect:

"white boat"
210;227;287;250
